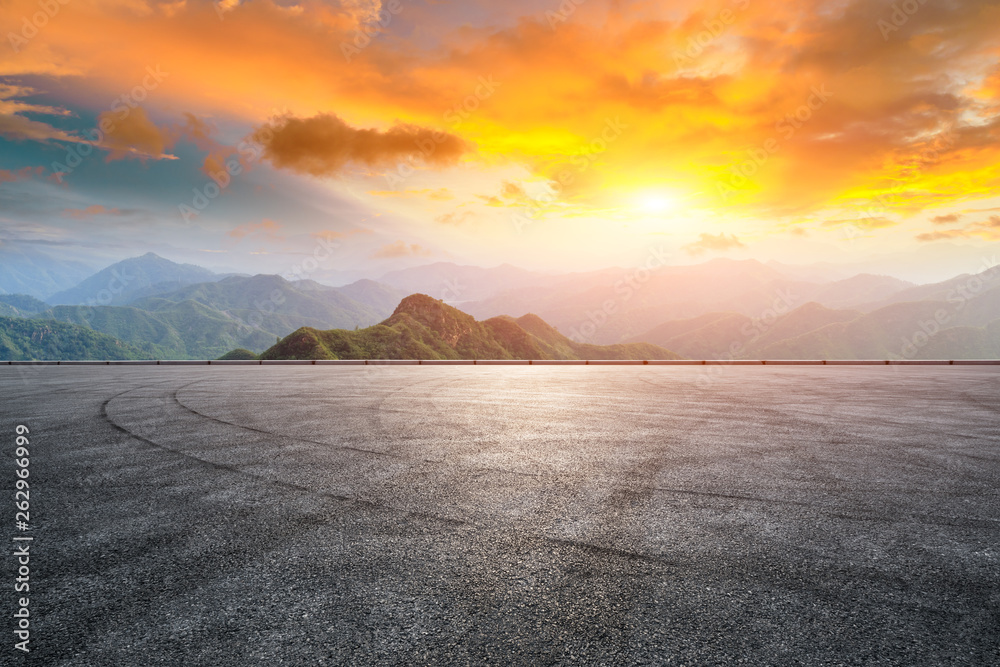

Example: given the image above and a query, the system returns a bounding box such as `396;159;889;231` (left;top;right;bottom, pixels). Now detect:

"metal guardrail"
3;359;1000;366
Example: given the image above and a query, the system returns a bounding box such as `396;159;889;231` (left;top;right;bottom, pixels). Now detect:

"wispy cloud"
683;232;745;256
371;240;432;259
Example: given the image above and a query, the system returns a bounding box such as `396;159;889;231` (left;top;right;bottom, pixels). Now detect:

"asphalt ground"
2;365;999;665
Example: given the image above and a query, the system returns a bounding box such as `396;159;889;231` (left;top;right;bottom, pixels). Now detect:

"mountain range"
45;252;221;306
260;294;679;361
459;259;919;344
0;252;998;360
0;245;97;300
0;255;408;359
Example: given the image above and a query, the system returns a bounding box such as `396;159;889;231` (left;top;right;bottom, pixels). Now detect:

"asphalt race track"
3;366;999;665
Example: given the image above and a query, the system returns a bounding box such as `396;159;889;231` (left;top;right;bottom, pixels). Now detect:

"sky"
1;0;999;283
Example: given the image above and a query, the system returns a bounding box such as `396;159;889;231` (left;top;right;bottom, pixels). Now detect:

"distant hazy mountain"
628;312;753;360
463;259;808;343
37;302;279;360
7;256;999;361
379;262;546;302
764;260;851;283
858;266;1000;313
743;302;862;355
0;246;96;299
0;316;147;360
807;274;915;310
757;300;1000;360
13;275;417;360
130;274;386;332
47;253;218;306
332;279;408;314
260;294;680;361
628;303;861;359
0;294;50;318
464;259;918;344
628;288;1000;360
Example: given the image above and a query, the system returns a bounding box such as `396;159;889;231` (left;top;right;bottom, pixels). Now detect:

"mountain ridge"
47;252;220;306
259;294;681;361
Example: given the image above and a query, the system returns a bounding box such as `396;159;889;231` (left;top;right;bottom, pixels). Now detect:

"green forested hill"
0;317;147;360
259;294;682;361
36;302;279;359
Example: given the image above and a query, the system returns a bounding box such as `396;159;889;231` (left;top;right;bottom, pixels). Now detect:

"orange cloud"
931;214;962;225
822;217;896;230
311;228;374;241
435;210;474;226
367;188;454;200
0;84;78;144
1;0;998;245
228;218;284;241
477;181;536;208
254;113;471;177
917;215;1000;242
0;166;43;183
176;112;245;179
371;240;432;258
683;232;745;256
96;106;176;161
63;204;122;218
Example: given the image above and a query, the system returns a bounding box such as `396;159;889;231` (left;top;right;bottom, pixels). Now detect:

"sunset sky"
2;0;999;281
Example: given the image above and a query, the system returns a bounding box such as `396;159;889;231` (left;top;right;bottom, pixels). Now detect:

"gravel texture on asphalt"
2;365;999;665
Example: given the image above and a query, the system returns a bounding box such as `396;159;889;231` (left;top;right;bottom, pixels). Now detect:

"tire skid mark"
100;374;1000;575
648;486;814;507
100;382;468;529
103;379;692;565
171;387;399;459
545;536;677;566
647;485;1000;528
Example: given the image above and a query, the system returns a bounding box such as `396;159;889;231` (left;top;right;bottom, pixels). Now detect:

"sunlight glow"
634;190;679;215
